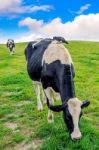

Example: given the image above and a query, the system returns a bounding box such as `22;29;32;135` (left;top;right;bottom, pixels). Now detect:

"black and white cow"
25;37;90;140
7;39;15;55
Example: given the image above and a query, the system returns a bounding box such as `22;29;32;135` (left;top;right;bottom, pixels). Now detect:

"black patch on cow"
53;36;68;44
25;41;37;60
25;39;52;81
41;60;61;92
63;107;74;134
71;63;75;77
41;61;75;101
61;64;75;101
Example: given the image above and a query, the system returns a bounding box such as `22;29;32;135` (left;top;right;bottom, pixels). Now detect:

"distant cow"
7;39;15;55
25;37;90;140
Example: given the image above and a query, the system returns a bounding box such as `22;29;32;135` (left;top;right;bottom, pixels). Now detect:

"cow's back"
42;40;72;65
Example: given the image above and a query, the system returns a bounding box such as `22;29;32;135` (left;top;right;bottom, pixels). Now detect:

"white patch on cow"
42;40;72;65
67;98;82;140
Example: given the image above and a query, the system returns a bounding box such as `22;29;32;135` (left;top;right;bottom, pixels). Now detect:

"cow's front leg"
34;81;43;111
44;88;54;123
13;48;15;54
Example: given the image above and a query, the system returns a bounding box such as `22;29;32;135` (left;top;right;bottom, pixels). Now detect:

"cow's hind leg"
44;88;54;123
34;81;43;111
10;49;13;55
12;48;15;54
41;87;47;104
9;49;12;55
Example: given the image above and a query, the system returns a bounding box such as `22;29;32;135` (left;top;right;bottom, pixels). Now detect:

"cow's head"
46;96;90;140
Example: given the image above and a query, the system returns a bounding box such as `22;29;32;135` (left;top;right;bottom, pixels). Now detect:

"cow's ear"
81;100;90;108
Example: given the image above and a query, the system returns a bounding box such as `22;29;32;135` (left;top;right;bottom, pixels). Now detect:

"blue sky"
0;0;99;43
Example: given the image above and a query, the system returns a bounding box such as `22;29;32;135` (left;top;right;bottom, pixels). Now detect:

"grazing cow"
7;39;15;55
25;37;90;140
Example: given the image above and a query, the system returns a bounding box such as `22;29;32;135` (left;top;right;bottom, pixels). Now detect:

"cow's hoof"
38;107;43;111
43;100;47;105
37;105;43;111
48;119;54;123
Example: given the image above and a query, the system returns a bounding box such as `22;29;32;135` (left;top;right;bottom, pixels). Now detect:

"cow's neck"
58;64;76;102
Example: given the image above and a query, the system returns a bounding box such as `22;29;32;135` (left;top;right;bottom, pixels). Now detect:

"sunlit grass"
0;41;99;150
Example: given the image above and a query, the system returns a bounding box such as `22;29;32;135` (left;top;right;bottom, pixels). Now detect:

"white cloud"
0;0;53;16
15;33;42;43
1;13;99;43
19;17;44;31
76;4;91;15
69;4;91;15
18;13;99;42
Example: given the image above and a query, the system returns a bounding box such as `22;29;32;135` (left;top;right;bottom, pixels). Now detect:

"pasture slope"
0;41;99;150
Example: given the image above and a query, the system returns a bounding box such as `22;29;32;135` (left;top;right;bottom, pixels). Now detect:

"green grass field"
0;41;99;150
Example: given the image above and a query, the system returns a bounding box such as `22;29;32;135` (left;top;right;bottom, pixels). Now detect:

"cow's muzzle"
71;131;82;140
